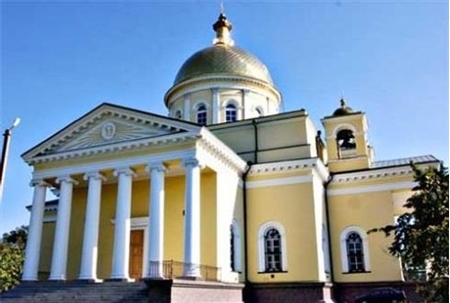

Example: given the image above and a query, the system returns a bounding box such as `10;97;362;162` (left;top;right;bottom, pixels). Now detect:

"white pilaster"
182;158;202;277
183;93;191;121
49;176;77;280
79;171;105;281
110;167;135;280
241;89;249;120
212;88;219;124
22;179;48;281
146;163;166;278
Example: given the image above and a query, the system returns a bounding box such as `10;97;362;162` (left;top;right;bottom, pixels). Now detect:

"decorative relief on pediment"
101;122;117;141
54;119;173;152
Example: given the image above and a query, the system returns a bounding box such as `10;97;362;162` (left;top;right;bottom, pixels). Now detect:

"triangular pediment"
22;103;201;163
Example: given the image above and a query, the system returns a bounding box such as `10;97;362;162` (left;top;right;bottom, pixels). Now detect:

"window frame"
196;104;207;125
258;221;288;273
340;226;371;273
225;103;237;122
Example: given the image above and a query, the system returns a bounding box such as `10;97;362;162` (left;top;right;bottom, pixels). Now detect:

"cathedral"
19;13;438;303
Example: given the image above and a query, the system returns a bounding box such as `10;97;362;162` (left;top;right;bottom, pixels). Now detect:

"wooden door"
129;229;144;279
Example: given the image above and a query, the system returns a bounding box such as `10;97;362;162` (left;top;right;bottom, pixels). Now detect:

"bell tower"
321;99;374;173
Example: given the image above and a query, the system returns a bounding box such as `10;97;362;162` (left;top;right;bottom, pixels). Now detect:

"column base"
77;278;103;283
178;276;205;281
21;277;39;282
105;278;135;282
48;275;66;281
145;275;167;280
21;279;40;283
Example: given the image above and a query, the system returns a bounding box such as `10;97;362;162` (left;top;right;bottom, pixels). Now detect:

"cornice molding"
197;128;247;174
248;158;329;182
31;148;196;180
332;165;413;183
26;132;199;165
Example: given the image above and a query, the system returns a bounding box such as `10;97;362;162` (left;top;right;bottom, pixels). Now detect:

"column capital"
146;163;167;173
181;158;204;169
56;176;78;185
211;87;219;94
29;179;49;187
83;171;107;182
113;167;136;177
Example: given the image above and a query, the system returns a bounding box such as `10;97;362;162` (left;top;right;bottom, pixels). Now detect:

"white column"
79;171;105;281
212;88;220;124
146;163;166;278
182;158;202;277
22;179;48;281
110;167;134;280
49;176;77;280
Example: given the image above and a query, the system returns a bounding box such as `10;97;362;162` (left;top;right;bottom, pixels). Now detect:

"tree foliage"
0;225;28;292
370;163;449;302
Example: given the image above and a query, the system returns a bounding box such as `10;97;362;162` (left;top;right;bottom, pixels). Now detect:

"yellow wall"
39;221;55;280
328;190;403;282
246;179;321;283
211;114;315;163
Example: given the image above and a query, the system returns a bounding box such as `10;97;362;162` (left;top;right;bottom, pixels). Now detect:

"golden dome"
173;44;274;86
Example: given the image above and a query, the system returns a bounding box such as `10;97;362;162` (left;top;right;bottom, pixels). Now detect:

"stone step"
0;281;149;303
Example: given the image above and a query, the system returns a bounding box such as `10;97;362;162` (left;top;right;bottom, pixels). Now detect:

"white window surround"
231;220;242;272
258;221;288;272
331;123;357;139
222;99;240;108
192;101;209;110
340;225;371;273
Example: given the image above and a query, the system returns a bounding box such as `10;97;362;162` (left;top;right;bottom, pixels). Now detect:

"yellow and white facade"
21;13;438;303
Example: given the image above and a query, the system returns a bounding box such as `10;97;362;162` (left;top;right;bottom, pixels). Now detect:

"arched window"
230;221;242;272
346;232;365;272
225;104;237;122
197;105;207;125
258;222;287;272
340;226;370;273
264;228;282;272
337;129;356;150
175;110;182;119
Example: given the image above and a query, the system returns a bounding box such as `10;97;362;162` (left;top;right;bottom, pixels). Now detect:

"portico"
21;104;246;283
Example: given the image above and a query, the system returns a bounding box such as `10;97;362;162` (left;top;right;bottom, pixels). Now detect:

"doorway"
129;229;144;279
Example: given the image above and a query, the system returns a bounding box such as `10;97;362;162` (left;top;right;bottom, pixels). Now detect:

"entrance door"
129;229;144;279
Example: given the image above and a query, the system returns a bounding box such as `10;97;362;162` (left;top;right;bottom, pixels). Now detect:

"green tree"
0;226;28;292
370;163;449;302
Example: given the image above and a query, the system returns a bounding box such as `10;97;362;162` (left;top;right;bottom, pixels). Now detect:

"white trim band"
328;181;416;196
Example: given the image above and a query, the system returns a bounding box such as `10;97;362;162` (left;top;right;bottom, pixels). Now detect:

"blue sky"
1;1;448;235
